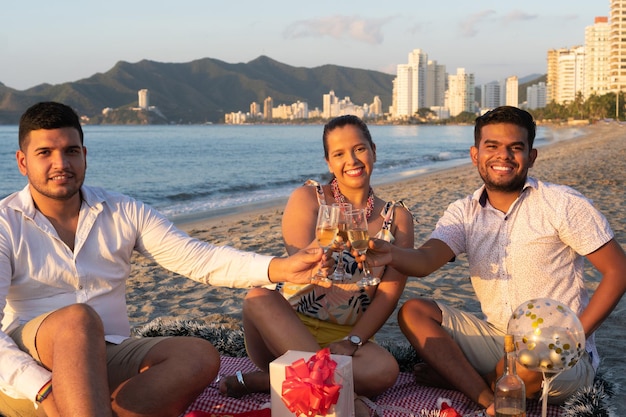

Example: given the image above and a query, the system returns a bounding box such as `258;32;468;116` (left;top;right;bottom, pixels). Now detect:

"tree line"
529;92;623;122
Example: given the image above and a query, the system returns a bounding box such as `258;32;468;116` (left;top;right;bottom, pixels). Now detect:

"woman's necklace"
331;177;375;219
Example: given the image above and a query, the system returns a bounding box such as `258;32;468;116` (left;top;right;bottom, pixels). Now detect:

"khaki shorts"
437;302;595;404
0;311;169;417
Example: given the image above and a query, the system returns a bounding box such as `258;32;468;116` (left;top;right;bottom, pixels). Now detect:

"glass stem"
362;255;371;278
336;249;344;273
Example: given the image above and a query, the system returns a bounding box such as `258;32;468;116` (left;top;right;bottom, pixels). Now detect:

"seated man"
0;101;325;417
363;106;626;416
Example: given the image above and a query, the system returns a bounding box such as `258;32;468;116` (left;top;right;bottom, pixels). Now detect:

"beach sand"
126;121;626;413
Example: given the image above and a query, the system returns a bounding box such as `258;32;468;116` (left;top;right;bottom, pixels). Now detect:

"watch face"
349;335;362;346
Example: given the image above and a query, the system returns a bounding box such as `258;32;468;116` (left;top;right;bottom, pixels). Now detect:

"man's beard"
479;170;527;193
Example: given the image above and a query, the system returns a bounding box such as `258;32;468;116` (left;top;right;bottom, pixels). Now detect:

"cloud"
458;10;496;37
457;9;538;38
503;10;538;22
283;15;393;44
408;22;424;35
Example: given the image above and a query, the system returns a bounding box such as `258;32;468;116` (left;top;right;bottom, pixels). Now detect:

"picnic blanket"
180;356;561;417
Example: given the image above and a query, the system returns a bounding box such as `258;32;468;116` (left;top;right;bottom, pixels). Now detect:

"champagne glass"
332;202;352;281
313;204;339;286
346;208;378;287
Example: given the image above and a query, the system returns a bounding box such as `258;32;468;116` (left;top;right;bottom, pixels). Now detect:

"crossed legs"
219;287;398;400
397;298;496;411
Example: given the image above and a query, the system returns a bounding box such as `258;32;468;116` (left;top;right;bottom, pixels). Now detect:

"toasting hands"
269;244;334;284
351;238;394;270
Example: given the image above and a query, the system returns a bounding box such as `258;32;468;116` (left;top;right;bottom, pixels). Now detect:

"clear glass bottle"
494;334;526;417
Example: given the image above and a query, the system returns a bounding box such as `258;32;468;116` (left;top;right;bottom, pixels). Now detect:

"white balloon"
507;298;585;373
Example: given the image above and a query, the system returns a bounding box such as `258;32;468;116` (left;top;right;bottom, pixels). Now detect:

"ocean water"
0;124;582;221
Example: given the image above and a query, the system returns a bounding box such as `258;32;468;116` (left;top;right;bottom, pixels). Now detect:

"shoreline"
172;122;590;231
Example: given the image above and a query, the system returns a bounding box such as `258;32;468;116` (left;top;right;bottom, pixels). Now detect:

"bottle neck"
504;350;517;375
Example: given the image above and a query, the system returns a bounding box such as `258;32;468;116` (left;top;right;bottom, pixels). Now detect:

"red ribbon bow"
281;348;342;416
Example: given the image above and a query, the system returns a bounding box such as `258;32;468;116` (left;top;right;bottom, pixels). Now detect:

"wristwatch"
347;335;363;347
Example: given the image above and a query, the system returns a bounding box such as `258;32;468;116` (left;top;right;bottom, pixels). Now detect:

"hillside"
0;56;395;124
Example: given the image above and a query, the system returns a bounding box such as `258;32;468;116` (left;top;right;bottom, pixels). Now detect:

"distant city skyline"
0;1;607;90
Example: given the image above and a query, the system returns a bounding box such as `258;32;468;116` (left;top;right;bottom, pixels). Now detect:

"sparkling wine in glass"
313;204;339;286
346;208;376;287
332;202;352;281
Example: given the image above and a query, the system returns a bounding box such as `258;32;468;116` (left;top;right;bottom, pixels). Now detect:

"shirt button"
78;285;83;290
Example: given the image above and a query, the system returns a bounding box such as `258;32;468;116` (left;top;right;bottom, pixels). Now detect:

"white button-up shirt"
431;177;613;369
0;185;273;401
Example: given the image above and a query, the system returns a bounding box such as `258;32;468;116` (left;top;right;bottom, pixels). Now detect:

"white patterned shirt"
0;185;273;401
430;177;613;369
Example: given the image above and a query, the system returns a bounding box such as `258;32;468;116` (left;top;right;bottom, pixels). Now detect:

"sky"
0;1;609;91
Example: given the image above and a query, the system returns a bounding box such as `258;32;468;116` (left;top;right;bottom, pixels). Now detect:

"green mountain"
0;56;394;124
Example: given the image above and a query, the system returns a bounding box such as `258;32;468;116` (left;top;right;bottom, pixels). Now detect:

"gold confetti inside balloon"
507;298;585;374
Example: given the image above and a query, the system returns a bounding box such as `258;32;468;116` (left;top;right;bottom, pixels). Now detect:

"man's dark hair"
474;106;536;149
19;102;84;150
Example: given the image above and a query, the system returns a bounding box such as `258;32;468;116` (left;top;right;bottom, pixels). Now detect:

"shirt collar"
9;185;106;219
474;177;538;207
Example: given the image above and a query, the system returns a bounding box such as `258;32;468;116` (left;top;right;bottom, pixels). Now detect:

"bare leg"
111;337;219;417
398;298;494;410
35;304;113;417
219;288;320;396
350;342;399;397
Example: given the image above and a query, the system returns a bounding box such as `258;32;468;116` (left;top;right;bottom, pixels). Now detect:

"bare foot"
412;363;454;389
218;371;270;398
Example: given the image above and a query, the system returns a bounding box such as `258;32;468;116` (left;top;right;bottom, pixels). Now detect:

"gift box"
270;349;354;417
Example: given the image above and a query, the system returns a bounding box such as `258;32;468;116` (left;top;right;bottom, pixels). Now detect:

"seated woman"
219;115;414;414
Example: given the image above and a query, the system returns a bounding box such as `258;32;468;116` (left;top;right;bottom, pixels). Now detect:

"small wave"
424;152;454;162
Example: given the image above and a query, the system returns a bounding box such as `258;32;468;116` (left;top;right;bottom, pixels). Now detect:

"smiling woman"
217;115;415;416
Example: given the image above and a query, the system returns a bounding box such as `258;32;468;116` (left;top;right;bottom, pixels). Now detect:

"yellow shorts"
297;313;355;347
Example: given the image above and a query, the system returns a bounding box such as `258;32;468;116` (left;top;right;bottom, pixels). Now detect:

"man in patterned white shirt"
364;106;626;416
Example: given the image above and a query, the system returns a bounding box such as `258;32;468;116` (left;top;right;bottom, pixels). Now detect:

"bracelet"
36;380;52;403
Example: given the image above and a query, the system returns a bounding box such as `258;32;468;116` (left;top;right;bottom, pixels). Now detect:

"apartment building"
585;16;611;97
445;68;475;117
610;0;626;92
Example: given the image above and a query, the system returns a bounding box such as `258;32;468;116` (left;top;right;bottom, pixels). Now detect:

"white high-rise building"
369;96;383;116
263;97;273;120
323;90;338;118
547;46;586;104
481;81;501;109
393;49;428;118
138;89;149;110
446;68;475;117
425;60;447;107
527;82;548;110
505;76;519;107
585;16;610;98
559;46;586;103
394;64;413;117
610;0;626;93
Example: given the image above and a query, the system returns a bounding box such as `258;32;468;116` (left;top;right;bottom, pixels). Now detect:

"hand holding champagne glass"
346;208;378;287
313;204;339;286
332;202;352;281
